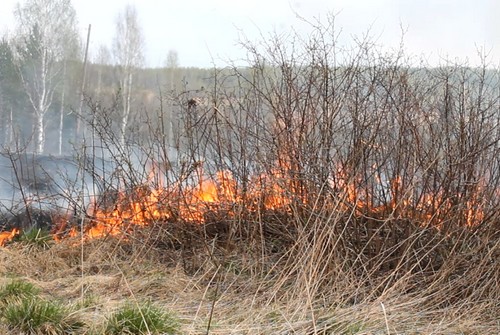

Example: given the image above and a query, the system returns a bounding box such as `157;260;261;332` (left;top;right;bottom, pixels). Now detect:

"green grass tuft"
18;228;53;249
0;279;40;305
1;296;84;334
105;300;180;335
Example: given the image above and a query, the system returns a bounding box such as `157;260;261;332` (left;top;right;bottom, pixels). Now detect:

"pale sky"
0;0;499;68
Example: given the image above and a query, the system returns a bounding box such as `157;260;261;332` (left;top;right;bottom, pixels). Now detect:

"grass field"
0;217;498;334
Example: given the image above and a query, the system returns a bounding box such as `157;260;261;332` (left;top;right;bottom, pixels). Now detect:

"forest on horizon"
0;0;499;158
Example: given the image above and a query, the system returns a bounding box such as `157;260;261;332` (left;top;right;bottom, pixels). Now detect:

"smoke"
0;152;116;229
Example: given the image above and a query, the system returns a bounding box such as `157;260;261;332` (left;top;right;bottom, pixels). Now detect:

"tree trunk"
35;112;44;154
58;60;66;155
120;70;133;148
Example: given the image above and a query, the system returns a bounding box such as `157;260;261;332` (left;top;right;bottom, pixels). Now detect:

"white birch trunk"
120;70;133;148
35;112;44;153
35;49;48;154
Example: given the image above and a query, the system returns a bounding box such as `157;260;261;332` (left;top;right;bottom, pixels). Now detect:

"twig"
380;301;391;335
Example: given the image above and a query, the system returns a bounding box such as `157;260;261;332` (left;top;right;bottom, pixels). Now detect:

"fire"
0;228;19;246
329;164;485;228
52;169;240;240
0;161;487;245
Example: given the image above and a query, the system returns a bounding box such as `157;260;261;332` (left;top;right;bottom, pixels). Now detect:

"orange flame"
0;160;488;245
0;228;19;246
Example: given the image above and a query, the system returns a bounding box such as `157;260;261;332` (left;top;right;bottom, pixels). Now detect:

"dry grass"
0;219;498;335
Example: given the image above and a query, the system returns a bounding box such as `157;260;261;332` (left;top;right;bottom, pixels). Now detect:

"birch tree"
94;44;111;100
12;0;79;154
112;4;144;148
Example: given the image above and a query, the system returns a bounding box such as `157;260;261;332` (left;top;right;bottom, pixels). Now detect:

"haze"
0;0;498;68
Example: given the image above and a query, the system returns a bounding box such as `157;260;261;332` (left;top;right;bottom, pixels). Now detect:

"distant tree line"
0;0;220;155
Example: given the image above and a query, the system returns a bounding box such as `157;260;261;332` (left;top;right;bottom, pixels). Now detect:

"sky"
0;0;499;68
